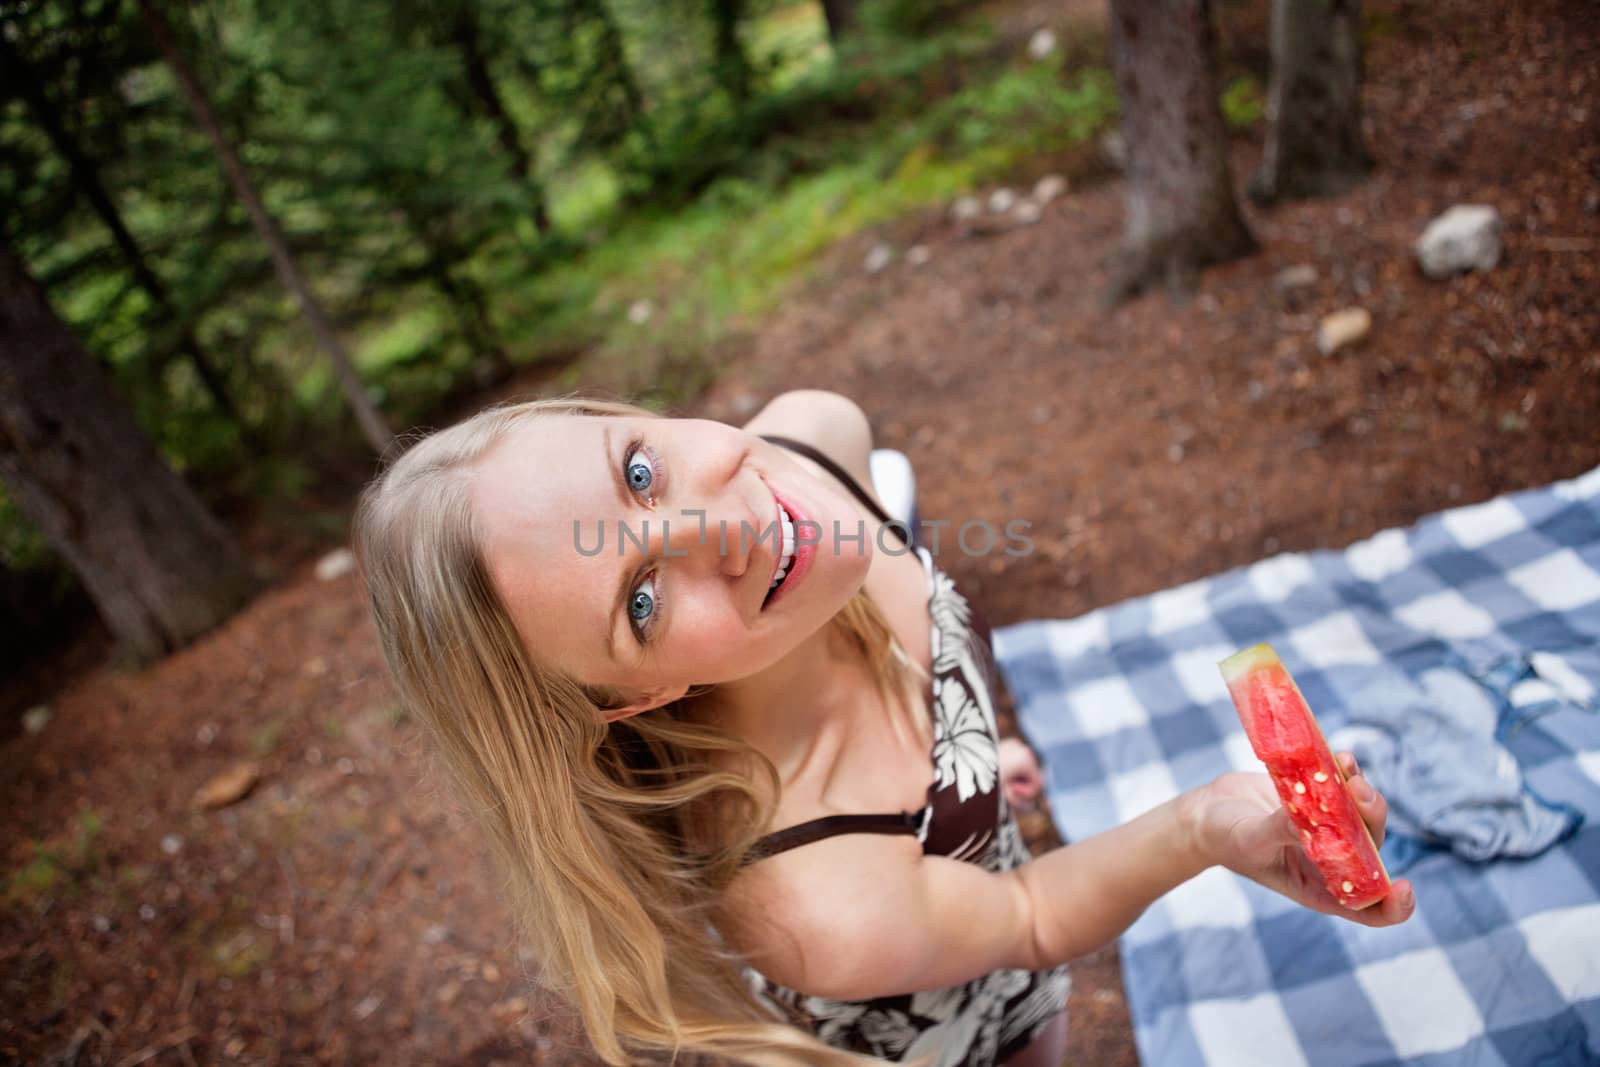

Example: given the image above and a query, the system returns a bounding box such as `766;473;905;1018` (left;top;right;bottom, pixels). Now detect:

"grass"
494;54;1118;400
4;808;105;911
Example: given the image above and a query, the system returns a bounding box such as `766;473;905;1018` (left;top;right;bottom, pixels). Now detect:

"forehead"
469;414;619;673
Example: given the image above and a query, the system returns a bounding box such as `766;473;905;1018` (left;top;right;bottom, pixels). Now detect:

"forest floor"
4;0;1598;1063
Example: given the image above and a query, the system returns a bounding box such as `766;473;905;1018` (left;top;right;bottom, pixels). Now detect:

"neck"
694;621;863;785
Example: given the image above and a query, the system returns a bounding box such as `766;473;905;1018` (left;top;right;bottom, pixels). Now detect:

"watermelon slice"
1218;644;1392;910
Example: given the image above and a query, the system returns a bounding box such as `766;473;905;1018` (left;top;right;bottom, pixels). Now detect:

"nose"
643;502;754;579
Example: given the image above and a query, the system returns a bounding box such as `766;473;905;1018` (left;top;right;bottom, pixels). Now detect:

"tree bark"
0;30;240;424
136;0;392;454
1107;0;1257;302
449;7;553;233
0;241;258;663
1250;0;1372;203
819;0;859;43
707;0;752;102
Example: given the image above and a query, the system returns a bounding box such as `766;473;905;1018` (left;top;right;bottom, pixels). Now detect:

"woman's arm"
723;753;1414;1000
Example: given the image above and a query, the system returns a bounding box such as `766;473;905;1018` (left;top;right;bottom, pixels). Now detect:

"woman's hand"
998;737;1045;813
1184;751;1416;927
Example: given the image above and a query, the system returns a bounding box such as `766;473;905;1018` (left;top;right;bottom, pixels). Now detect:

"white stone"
22;705;51;735
1033;174;1067;204
1274;264;1319;291
315;548;356;582
161;833;184;856
1317;307;1372;355
987;188;1018;215
950;196;982;222
1027;27;1058;60
906;244;931;267
1101;128;1127;169
1415;204;1503;278
1013;200;1042;225
626;299;654;325
863;243;893;274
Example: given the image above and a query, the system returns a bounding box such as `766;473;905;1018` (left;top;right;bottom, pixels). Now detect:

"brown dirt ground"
4;0;1598;1063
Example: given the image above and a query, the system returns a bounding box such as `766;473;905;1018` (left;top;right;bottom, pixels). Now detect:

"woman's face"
470;414;873;715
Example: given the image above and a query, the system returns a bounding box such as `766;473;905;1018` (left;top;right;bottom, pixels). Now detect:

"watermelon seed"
1319;803;1329;813
1294;781;1308;795
1342;880;1354;893
1313;771;1329;783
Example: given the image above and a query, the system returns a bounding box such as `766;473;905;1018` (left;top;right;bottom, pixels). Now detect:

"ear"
601;683;690;722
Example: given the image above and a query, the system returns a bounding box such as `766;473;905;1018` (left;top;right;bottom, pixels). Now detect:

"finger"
1337;752;1387;850
1353;879;1416;927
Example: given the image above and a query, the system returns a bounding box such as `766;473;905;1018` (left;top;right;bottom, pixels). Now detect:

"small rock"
1167;443;1186;464
422;924;450;944
906;244;931;267
481;962;502;982
1013;200;1042;225
1274;264;1319;291
140;904;157;921
1100;129;1127;169
161;833;184;856
1317;308;1372;355
353;994;383;1020
863;243;893;274
988;188;1018;215
193;761;262;811
436;979;462;1006
22;705;50;735
1415;204;1503;278
491;996;530;1025
950;196;982;223
196;722;218;746
1499;411;1530;433
92;914;112;933
1032;174;1067;204
303;656;328;676
1027;27;1058;60
626;299;654;325
315;548;355;582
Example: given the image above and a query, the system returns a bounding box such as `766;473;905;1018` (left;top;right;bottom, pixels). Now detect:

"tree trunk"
1250;0;1372;203
136;0;392;454
707;0;752;102
0;241;258;663
1107;0;1257;302
449;8;553;233
820;0;859;43
0;30;240;424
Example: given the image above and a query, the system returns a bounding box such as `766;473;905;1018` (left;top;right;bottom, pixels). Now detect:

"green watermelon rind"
1218;643;1393;910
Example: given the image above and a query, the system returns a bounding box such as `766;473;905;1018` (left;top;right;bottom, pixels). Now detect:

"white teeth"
769;502;797;592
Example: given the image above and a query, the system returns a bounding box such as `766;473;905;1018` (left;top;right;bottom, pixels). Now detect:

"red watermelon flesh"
1219;644;1392;910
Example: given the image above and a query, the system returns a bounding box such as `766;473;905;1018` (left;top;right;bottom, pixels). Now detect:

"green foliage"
1221;74;1266;129
4;809;104;911
0;0;1120;587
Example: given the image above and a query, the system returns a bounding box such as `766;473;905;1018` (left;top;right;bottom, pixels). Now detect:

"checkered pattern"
993;466;1600;1067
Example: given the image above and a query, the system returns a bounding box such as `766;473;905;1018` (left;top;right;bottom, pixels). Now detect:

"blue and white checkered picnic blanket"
993;466;1600;1067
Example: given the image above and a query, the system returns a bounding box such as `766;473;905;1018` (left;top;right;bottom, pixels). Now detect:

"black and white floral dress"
737;436;1072;1067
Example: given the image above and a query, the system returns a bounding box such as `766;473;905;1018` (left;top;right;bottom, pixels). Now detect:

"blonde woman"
353;390;1414;1067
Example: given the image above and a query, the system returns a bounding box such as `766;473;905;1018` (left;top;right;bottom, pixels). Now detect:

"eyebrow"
603;425;631;662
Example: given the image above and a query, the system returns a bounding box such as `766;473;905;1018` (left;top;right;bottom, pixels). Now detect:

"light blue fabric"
1333;666;1584;869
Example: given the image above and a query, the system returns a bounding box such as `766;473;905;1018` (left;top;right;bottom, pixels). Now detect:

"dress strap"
741;811;923;867
759;434;910;549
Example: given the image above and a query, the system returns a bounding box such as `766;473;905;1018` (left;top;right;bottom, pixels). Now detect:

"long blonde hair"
353;394;928;1065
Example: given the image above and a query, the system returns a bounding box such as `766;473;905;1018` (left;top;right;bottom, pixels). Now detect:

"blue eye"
628;575;657;632
625;449;654;494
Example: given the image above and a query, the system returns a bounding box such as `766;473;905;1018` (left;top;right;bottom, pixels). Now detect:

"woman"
353;390;1414;1067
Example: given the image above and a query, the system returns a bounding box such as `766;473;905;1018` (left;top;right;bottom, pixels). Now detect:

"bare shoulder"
719;831;922;996
718;828;1038;1000
740;390;878;506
